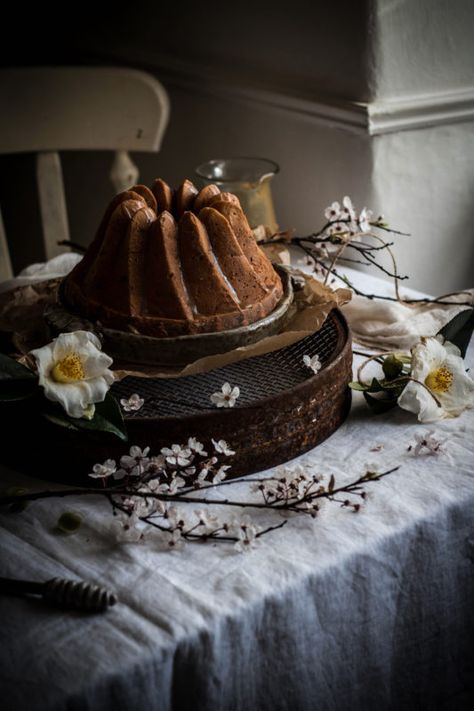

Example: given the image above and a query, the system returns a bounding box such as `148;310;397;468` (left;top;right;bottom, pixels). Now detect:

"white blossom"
120;445;150;477
112;512;144;543
364;462;380;477
197;468;211;485
196;509;220;529
145;455;166;477
120;393;144;412
212;439;236;456
359;207;373;232
210;382;240;408
167;529;184;550
30;331;114;419
187;437;207;456
341;195;356;222
150;480;174;495
324;201;341;222
326;222;348;237
88;458;116;480
212;465;231;484
323;196;376;240
398;336;474;422
410;430;447;456
303;354;322;374
168;476;186;494
161;444;192;467
165;505;185;529
233;516;259;552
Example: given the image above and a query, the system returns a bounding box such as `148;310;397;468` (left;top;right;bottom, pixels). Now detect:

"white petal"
442;339;462;357
436;357;474;414
411;337;448;381
30;342;55;380
52;331;100;360
222;382;232;395
75;376;110;406
42;381;90;418
81;351;114;379
397;381;444;423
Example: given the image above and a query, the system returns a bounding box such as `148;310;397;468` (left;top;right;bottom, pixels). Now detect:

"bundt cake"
62;178;284;337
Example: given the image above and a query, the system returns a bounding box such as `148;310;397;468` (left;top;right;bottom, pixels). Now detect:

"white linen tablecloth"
0;269;473;711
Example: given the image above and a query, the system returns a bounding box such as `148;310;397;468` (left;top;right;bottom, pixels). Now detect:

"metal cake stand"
4;308;350;485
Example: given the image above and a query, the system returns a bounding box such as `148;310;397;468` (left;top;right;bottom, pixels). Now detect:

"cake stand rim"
120;307;351;424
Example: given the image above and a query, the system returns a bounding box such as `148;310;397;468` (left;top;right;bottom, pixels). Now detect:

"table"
1;269;473;711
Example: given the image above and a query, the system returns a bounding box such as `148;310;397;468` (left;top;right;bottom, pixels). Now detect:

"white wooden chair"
0;67;170;281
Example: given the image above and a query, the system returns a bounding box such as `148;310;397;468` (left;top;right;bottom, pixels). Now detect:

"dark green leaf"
438;308;474;358
74;394;128;441
95;394;127;437
42;410;81;431
41;394;128;441
0;380;39;402
0;353;38;401
0;353;36;380
363;391;398;414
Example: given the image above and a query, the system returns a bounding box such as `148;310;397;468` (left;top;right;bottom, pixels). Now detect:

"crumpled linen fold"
0;253;82;294
342;290;474;352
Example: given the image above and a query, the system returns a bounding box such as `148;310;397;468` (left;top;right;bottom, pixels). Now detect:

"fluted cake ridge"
62;178;283;337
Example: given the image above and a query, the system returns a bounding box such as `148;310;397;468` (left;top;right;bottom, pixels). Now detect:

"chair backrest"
0;67;170;281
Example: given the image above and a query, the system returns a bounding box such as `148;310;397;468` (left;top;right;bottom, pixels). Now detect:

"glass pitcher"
195;157;279;235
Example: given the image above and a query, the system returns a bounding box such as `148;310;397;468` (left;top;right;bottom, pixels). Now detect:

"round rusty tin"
1;309;352;485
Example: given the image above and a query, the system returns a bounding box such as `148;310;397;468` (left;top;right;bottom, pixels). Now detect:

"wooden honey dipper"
0;576;118;612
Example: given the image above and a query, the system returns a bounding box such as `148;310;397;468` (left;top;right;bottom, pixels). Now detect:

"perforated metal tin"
112;309;342;418
2;309;352;484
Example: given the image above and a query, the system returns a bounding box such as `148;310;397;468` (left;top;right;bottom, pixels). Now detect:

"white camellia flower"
30;331;114;419
398;336;474;422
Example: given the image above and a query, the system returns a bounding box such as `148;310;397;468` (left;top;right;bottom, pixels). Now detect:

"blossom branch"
0;429;403;552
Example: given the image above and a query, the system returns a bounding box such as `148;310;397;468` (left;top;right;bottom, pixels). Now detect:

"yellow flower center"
51;353;85;383
425;366;453;393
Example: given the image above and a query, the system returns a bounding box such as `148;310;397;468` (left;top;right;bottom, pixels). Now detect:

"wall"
2;0;473;294
374;0;474;99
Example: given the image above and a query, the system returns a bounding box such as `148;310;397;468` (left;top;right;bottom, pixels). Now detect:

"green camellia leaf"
349;377;386;393
56;511;82;534
42;410;81;431
74;393;128;441
42;393;128;442
349;381;368;391
0;353;38;401
438;308;474;358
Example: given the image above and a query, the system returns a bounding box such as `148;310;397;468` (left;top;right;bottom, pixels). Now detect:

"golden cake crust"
62;178;283;337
